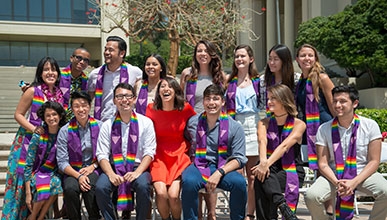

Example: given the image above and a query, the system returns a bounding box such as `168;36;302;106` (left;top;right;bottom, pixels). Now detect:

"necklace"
274;112;287;118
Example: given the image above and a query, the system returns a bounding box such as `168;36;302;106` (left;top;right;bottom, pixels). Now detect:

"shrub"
355;108;387;174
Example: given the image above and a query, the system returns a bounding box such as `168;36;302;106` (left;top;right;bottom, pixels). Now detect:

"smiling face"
203;94;225;115
113;87;137;114
145;56;162;80
296;47;316;73
70;49;90;72
41;61;59;87
104;41;125;66
71;98;90;123
234;48;253;71
43;108;61;130
158;79;175;104
195;43;211;66
267;91;286;115
333;92;358;117
268;50;283;74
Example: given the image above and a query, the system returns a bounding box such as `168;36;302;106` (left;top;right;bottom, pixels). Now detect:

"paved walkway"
0;133;375;219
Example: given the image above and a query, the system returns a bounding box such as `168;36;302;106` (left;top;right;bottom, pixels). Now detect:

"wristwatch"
93;163;98;169
217;168;225;176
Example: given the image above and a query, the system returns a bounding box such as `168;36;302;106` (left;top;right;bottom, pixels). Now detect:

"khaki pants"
304;172;387;220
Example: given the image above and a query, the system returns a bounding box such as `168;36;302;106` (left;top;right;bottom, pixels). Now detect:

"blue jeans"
95;172;151;220
181;163;247;220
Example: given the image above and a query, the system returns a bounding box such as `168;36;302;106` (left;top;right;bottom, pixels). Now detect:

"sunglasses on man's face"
73;55;90;64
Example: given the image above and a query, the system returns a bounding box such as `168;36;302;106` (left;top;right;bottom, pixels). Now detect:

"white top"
96;112;156;165
316;115;382;174
88;64;142;121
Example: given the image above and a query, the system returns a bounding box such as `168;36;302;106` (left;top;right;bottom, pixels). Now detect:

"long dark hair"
188;40;224;85
142;54;167;81
264;44;295;91
153;77;185;111
31;57;61;87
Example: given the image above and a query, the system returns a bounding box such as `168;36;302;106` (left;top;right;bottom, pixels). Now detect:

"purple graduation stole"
60;64;88;111
94;63;129;119
34;129;58;201
16;86;44;175
111;111;138;211
226;76;260;119
266;115;299;212
67;117;100;171
185;77;197;107
332;115;360;220
296;77;319;170
194;112;228;184
135;80;149;115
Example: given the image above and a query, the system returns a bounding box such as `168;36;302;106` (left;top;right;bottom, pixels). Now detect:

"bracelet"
77;174;84;180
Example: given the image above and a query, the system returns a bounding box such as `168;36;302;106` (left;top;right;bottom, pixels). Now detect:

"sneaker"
278;202;299;220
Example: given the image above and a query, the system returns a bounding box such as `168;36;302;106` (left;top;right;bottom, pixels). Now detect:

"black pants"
63;172;100;220
254;164;305;220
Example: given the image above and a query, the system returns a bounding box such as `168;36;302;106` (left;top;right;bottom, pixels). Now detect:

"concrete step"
0;161;8;172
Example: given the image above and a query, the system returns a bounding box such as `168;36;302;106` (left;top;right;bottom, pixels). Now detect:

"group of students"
1;35;387;220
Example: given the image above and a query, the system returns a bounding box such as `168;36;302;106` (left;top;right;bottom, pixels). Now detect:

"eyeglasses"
115;94;135;100
72;55;90;64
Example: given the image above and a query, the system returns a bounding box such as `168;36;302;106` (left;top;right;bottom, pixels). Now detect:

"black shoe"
278;202;299;220
122;210;131;219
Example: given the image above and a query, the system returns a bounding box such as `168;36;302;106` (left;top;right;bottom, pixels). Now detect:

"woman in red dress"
146;77;196;220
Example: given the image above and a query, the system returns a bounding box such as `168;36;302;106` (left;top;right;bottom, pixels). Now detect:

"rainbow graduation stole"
17;86;44;175
195;112;229;184
333;115;360;220
60;64;88;111
111;111;139;211
94;63;129;119
185;77;197;108
34;129;58;201
226;76;260;119
67;117;100;171
295;77;320;170
266;115;299;212
135;80;149;115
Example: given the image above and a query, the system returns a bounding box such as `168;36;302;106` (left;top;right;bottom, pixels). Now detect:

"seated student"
95;83;156;220
24;101;66;220
252;84;306;220
56;91;102;220
182;84;247;220
305;85;387;219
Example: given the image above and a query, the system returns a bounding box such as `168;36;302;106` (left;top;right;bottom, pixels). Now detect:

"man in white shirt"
305;85;387;219
88;36;142;121
95;83;156;220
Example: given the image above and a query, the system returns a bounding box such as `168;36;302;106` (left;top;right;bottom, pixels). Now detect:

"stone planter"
358;87;387;109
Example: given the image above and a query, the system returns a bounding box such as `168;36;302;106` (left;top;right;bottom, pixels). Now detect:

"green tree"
295;0;387;86
89;0;263;76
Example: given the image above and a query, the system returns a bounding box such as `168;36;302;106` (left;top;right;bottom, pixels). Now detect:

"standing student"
24;102;66;220
88;36;142;121
135;53;167;115
295;44;335;169
226;45;261;220
305;85;387;219
146;77;196;220
2;57;64;220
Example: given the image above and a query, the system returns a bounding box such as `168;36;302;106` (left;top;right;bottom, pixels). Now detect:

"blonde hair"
296;44;325;102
